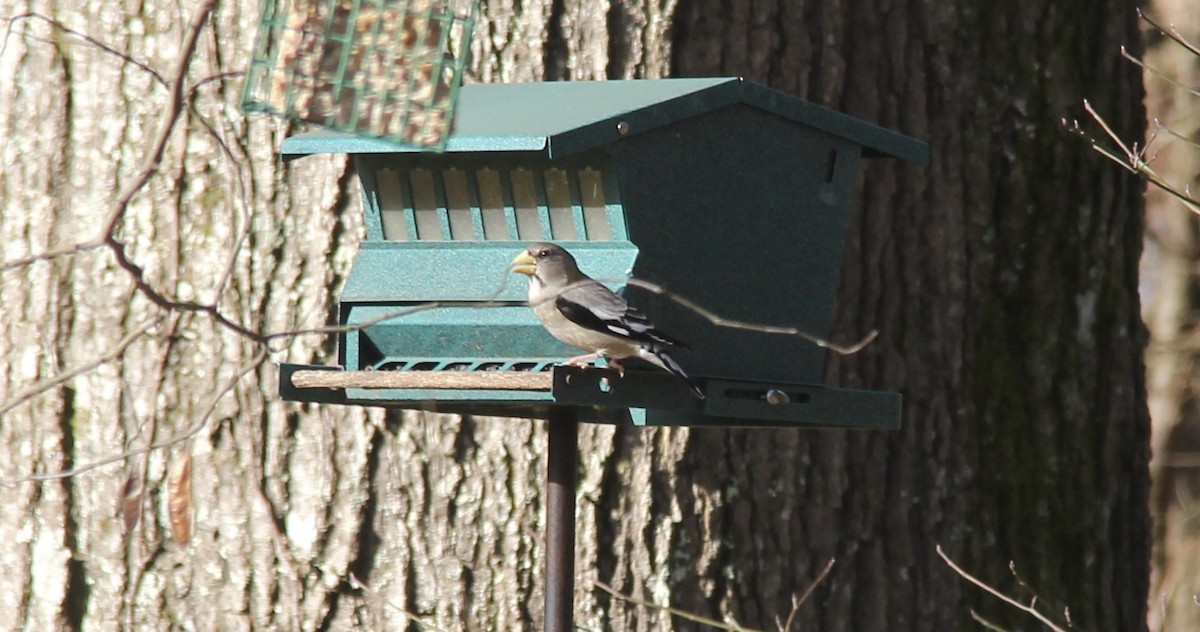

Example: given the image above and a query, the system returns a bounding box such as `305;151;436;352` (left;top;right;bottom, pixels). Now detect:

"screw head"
764;389;790;405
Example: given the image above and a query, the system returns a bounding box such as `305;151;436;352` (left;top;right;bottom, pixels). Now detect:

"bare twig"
1;239;107;270
1139;8;1200;58
1151;118;1200;152
595;580;759;631
1082;99;1149;169
188;77;254;303
1120;46;1200;99
968;610;1011;631
1;13;247;300
781;558;836;631
349;573;447;631
597;560;835;632
269;266;879;358
263;300;459;343
624;278;878;355
1064;12;1200;221
0;348;266;486
0;317;160;418
1064;107;1200;214
3;5;261;342
936;545;1069;632
96;0;267;343
1;12;167;84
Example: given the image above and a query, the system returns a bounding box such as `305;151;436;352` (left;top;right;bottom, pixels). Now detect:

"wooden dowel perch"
290;370;554;391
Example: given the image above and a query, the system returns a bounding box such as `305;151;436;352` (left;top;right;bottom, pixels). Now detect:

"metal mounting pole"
545;407;579;632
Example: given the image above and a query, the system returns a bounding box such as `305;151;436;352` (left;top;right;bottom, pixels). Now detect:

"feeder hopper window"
367;165;622;242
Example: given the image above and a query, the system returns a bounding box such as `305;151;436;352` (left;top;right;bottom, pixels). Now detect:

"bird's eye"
537;249;549;258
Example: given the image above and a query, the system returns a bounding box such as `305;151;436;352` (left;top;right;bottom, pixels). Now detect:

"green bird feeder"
280;77;929;429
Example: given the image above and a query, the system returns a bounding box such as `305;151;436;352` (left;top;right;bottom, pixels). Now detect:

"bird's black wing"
638;346;705;399
555;280;689;349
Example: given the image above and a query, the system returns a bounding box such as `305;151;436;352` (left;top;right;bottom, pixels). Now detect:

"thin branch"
1006;559;1070;626
1;14;247;295
349;573;446;631
781;558;836;631
969;610;1012;632
93;0;267;344
2;239;106;270
0;348;266;486
1120;46;1200;99
595;581;760;632
1082;98;1148;168
622;278;879;355
1;12;167;84
936;545;1069;632
1139;8;1200;58
100;1;210;232
186;72;254;303
263;300;459;343
268;269;879;359
0;317;160;418
1151;118;1200;152
1064;106;1200;214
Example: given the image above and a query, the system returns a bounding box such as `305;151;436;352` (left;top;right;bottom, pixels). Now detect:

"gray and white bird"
510;242;704;399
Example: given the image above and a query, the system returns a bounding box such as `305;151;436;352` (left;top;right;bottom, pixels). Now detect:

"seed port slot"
368;359;561;372
722;388;812;405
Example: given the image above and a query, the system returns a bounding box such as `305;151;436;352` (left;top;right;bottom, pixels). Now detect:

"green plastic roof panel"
281;77;931;164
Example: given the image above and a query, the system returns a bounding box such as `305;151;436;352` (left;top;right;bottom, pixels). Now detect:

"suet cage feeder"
241;0;475;148
280;77;930;429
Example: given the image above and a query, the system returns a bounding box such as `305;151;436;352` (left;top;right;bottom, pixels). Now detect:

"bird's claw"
563;353;601;367
560;354;624;378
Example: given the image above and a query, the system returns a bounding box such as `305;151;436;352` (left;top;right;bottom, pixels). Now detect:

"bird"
509;242;704;399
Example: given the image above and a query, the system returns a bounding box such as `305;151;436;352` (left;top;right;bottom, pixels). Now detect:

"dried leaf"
167;455;193;545
121;472;143;531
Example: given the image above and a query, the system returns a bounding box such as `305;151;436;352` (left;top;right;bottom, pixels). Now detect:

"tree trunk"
0;0;1149;631
655;2;1150;630
1140;1;1200;629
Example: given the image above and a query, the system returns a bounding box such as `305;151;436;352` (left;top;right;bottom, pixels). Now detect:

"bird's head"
510;243;582;285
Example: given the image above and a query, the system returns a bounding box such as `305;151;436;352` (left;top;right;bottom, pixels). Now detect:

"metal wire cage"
241;0;474;148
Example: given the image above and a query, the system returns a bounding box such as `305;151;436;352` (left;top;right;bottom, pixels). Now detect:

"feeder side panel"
617;103;862;385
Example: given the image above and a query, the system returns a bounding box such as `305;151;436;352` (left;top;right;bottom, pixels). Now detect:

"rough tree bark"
608;3;1150;631
1141;1;1200;629
0;0;1148;631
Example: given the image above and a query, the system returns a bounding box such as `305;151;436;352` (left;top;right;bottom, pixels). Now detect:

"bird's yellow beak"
510;251;536;276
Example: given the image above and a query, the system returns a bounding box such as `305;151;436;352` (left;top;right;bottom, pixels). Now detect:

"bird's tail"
636;347;705;400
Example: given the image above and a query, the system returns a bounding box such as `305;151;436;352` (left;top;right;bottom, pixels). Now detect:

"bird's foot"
563;353;601;367
605;358;626;377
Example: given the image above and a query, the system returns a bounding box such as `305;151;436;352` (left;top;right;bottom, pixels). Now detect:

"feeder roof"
282;77;929;164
